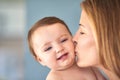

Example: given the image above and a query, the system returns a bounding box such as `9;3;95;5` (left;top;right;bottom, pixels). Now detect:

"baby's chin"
55;62;75;71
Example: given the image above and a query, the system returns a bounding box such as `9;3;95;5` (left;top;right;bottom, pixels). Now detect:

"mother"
73;0;120;80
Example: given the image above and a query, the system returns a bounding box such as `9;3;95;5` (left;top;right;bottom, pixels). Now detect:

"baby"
27;16;106;80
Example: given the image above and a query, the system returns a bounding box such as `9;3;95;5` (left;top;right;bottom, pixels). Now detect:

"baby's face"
32;23;75;70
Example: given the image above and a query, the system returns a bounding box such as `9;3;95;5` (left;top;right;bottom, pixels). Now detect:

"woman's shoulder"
92;67;108;80
77;67;103;80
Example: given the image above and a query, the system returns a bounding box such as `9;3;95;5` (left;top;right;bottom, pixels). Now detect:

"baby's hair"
28;16;71;58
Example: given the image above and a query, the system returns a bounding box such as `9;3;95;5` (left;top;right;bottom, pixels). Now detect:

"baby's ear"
36;57;46;66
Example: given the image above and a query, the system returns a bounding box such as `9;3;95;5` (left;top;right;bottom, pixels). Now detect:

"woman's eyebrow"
79;23;84;26
79;23;85;28
79;23;82;26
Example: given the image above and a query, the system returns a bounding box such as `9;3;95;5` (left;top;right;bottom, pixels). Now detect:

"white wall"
0;0;26;38
0;0;25;80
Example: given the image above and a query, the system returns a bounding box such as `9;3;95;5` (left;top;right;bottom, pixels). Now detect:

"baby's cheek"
66;41;74;49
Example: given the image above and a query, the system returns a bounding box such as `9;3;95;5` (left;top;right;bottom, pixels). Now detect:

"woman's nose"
73;41;77;46
72;34;78;43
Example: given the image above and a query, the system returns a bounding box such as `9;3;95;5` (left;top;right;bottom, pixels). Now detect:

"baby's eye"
61;38;68;43
44;47;52;52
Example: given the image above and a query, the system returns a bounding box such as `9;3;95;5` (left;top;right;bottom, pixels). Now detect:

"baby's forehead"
32;24;70;40
35;23;69;32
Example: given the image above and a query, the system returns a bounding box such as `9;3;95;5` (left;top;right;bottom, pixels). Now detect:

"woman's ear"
36;57;46;66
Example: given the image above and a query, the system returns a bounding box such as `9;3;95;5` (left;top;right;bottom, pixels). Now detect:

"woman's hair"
28;16;71;58
81;0;120;78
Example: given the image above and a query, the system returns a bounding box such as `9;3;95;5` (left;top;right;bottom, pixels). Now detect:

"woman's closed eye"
80;31;85;35
44;46;52;52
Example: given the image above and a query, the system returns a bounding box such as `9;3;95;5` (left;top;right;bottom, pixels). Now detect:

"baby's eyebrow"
41;42;51;48
59;34;68;38
41;34;68;48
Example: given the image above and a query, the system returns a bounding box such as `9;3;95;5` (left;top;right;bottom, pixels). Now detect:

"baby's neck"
50;63;94;80
53;62;80;74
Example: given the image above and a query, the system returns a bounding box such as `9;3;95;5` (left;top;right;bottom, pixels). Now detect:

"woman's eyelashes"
79;28;85;35
80;31;85;34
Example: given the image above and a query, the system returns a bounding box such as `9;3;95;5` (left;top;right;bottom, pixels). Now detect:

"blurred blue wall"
25;0;82;80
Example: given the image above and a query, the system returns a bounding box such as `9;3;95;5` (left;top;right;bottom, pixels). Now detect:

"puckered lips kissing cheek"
73;41;78;56
56;52;69;62
74;45;79;55
74;46;79;61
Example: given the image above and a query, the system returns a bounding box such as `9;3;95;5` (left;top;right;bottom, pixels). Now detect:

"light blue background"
25;0;82;80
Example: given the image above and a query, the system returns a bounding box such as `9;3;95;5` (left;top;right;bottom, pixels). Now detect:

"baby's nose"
55;44;64;53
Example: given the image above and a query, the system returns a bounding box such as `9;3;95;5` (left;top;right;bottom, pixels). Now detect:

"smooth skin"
31;23;105;80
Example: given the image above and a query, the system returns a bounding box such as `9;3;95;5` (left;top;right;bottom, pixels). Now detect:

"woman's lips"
57;53;68;60
75;51;77;55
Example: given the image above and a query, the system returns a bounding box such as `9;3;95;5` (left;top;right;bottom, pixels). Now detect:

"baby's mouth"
57;53;68;60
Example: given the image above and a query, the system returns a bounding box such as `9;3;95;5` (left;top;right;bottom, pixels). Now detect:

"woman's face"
73;10;100;67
